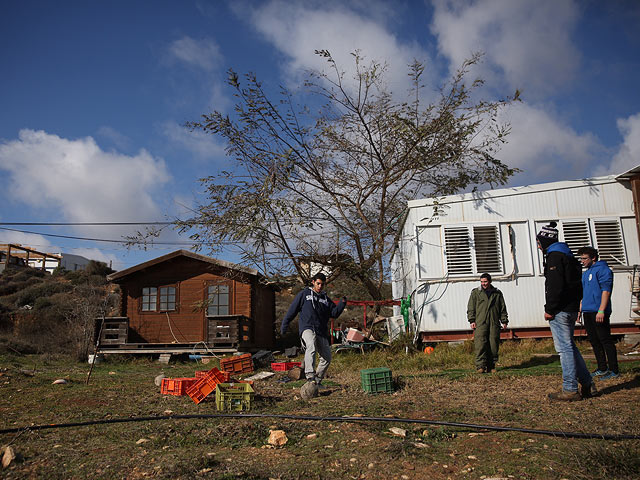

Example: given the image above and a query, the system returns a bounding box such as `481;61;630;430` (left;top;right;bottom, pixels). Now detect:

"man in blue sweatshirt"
577;246;618;380
280;272;347;386
537;222;596;401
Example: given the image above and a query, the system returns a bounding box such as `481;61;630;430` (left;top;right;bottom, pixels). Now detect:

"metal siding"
396;175;640;334
602;182;635;215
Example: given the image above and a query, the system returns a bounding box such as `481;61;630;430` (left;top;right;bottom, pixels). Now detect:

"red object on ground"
271;361;302;371
220;353;254;375
160;377;197;396
185;367;229;404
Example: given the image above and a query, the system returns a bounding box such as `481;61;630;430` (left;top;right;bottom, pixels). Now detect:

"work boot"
476;367;486;374
488;368;497;373
548;390;581;402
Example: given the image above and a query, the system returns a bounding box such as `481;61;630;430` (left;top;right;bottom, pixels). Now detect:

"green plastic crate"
361;367;393;393
215;382;255;411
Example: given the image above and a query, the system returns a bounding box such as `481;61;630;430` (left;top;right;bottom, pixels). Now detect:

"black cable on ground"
1;413;639;440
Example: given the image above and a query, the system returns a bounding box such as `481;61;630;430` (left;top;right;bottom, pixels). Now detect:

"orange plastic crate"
196;369;231;381
185;367;229;404
271;361;301;371
219;354;254;375
160;377;197;396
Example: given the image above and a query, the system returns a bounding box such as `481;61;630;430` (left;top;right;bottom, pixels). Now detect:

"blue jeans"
549;311;592;392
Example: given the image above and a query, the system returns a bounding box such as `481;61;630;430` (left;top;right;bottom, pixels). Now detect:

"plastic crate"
196;369;231;381
215;382;255;411
185;367;229;404
160;377;197;396
220;353;254;375
271;361;301;371
361;367;393;394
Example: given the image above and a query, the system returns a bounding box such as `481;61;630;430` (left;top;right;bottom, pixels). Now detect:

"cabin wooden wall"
115;256;272;345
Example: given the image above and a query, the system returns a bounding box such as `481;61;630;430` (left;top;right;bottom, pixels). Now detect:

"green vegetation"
0;263;117;360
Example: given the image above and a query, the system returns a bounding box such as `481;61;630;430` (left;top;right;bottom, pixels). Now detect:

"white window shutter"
444;227;473;275
593;219;626;267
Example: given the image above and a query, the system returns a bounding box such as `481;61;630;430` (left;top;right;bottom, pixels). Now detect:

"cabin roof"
107;249;260;282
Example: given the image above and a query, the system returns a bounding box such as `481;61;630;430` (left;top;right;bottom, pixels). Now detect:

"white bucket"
88;354;103;365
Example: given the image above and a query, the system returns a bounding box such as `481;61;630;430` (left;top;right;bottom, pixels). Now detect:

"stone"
288;367;304;381
267;430;288;447
2;446;16;468
52;379;68;385
154;373;165;387
389;427;406;437
300;381;319;400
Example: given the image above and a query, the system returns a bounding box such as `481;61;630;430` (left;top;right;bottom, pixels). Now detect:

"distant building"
0;244;61;273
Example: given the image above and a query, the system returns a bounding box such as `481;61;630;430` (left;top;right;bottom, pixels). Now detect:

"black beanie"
537;221;558;250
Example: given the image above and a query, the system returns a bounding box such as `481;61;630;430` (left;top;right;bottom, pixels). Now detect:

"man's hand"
596;311;605;323
470;322;476;330
544;312;554;320
501;323;508;330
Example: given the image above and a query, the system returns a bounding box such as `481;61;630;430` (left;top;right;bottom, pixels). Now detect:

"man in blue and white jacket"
578;246;618;380
281;272;347;386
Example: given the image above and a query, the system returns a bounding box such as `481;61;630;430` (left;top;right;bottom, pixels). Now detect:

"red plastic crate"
219;354;254;375
185;367;229;404
271;361;301;371
160;377;197;396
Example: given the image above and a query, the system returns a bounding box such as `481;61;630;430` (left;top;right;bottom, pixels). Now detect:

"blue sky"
0;0;639;271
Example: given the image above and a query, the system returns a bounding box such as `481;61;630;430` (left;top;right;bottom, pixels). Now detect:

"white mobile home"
392;167;640;342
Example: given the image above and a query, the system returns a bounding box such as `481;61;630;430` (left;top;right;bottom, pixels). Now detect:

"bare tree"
180;51;519;299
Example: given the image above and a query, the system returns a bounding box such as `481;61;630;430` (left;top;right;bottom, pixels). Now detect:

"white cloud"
244;0;433;98
600;112;640;176
96;126;131;150
161;121;226;160
166;36;222;71
430;0;581;97
0;129;171;235
0;229;52;251
497;102;602;183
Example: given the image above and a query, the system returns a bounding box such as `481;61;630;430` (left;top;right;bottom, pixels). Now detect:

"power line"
0;222;173;226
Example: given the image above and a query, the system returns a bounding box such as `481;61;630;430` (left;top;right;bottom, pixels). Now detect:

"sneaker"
548;390;582;402
580;382;598;398
488;368;497;373
591;370;608;377
597;371;619;381
476;368;486;374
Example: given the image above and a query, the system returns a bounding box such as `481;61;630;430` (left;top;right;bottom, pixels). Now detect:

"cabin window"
207;284;230;315
141;285;177;312
443;225;502;276
141;287;157;311
159;286;176;311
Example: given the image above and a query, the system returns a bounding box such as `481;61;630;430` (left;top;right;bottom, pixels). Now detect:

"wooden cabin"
102;250;276;353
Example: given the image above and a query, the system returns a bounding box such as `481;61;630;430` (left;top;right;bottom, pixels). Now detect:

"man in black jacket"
537;222;596;401
281;272;347;386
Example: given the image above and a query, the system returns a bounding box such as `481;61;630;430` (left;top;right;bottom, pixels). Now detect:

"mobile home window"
207;284;230;315
443;225;502;276
593;219;626;267
141;287;157;311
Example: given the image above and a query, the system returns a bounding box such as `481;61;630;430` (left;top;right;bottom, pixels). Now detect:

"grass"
1;340;640;479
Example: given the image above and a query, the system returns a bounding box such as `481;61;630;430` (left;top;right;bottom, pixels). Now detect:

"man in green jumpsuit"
467;273;509;373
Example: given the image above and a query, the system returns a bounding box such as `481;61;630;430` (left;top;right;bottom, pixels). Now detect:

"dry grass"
1;340;639;479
